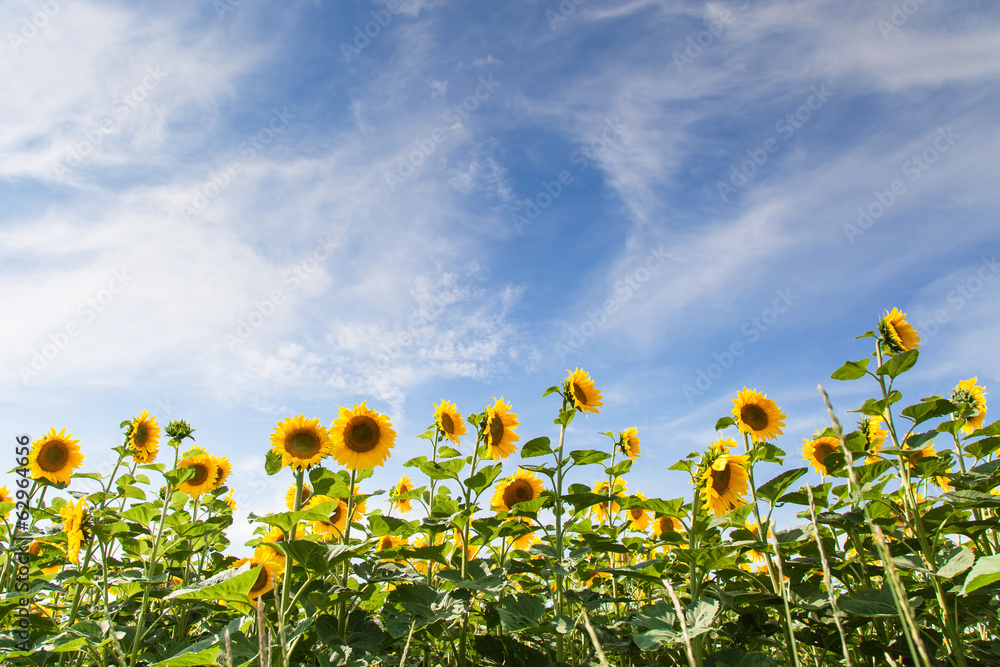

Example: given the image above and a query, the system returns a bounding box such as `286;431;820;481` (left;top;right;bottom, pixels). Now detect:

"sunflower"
952;377;987;434
858;416;887;463
258;527;288;567
222;489;237;511
652;515;684;538
434;400;467;445
271;415;333;471
330;402;396;470
29;428;85;485
878;307;921;353
490;469;544;514
902;440;936;469
230;550;283;601
565;369;603;414
285;483;314;511
509;519;540;551
391;476;414;514
732;389;786;443
128;410;161;463
0;486;11;520
485;397;520;460
60;498;88;565
701;452;750;518
802;432;840;476
211;456;232;488
376;534;408;562
28;541;61;576
619;427;640;462
935;469;953;492
743;520;772;573
307;495;349;541
626;492;651;531
591;477;627;523
176;454;220;497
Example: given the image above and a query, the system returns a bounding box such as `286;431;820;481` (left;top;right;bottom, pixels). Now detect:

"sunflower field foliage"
1;319;999;667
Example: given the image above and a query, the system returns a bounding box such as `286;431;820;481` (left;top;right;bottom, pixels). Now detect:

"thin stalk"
552;398;570;663
766;523;801;667
280;468;305;665
337;468;358;640
807;485;852;666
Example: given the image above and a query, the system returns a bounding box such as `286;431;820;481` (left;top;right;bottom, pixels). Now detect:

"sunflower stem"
552;396;570;664
278;468;304;666
337;468;357;640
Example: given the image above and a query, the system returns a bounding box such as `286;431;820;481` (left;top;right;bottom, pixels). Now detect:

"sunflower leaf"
830;359;870;381
962;555;1000;594
520;437;553;458
755;468;807;505
875;349;919;378
569;450;609;466
901;398;955;425
969;419;1000;438
965;436;1000;459
542;385;561;398
165;563;257;602
715;417;736;431
264;450;283;476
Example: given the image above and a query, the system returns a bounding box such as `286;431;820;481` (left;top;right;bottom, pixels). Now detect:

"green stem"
337;468;357;640
280;468;305;666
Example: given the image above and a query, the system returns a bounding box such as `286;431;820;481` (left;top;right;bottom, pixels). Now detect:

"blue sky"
3;0;999;549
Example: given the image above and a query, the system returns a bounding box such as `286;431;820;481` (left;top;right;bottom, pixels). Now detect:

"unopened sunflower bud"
165;419;195;441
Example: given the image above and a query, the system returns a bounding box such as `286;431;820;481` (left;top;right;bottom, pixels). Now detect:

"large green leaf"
901;398;955;426
875;349;919;378
756;468;807;505
830;358;870;381
165;562;258;602
838;587;899;617
520;437;553;458
962;555;1000;595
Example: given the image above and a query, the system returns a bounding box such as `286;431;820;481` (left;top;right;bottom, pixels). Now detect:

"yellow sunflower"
222;489;237;511
858;416;887;463
620;427;640;462
433;400;467;445
652;515;684;538
230;550;283;601
491;469;545;512
176;454;220;497
878;307;921;353
330;402;396;470
701;452;750;518
307;495;349;541
952;377;987;434
626;492;651;531
485;397;520;460
28;541;61;576
802;433;840;476
0;486;11;520
591;477;627;523
271;415;333;471
391;476;414;514
744;520;772;573
60;498;87;565
210;456;231;488
935;469;953;492
902;442;936;469
732;389;786;443
376;534;408;562
509;519;540;551
128;410;160;463
29;428;85;485
565;368;603;415
258;527;288;567
285;483;314;511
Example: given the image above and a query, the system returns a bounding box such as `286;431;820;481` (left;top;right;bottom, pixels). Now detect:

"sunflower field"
2;308;999;667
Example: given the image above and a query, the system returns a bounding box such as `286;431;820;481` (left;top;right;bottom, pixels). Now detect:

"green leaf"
264;450;283;476
465;463;502;494
121;502;160;526
901;398;955;426
605;459;632;476
561;492;614;513
969;419;1000;438
715;417;736;431
936;546;976;580
756;468;807;505
569;449;609;466
830;358;870;381
838;587;899;617
149;642;221;667
497;593;546;632
542;385;561;398
875;349;919;378
414;459;464;481
166;563;258;603
962;555;1000;594
966;436;1000;459
520;437;553;458
280;539;334;575
854;391;903;416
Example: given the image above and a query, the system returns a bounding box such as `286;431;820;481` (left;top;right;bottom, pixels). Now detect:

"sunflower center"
572;382;588;406
329;504;343;524
287;431;322;457
711;464;732;494
440;412;455;434
740;405;769;432
345;417;380;453
190;463;210;486
380;536;393;550
503;479;535;508
489;416;504;445
133;423;149;448
813;443;836;465
251;567;268;593
659;517;677;533
629;508;643;520
39;442;70;472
